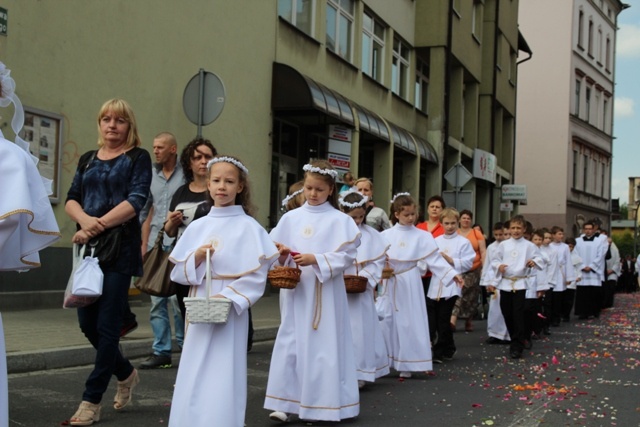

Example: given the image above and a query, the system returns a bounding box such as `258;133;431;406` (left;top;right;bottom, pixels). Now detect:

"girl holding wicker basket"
265;160;361;423
167;155;278;427
339;191;391;388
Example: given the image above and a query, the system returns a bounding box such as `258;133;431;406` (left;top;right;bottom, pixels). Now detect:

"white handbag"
72;245;104;297
184;248;232;324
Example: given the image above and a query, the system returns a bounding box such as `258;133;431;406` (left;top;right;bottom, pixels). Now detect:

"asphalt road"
8;293;640;427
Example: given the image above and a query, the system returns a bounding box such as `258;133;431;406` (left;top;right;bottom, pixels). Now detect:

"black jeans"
77;271;135;403
427;296;458;358
500;289;526;353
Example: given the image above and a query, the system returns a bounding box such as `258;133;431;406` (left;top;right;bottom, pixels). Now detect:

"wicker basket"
185;297;232;324
268;266;301;289
184;248;232;324
344;261;368;293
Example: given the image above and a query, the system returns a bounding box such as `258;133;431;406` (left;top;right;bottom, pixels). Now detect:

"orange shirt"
458;228;484;271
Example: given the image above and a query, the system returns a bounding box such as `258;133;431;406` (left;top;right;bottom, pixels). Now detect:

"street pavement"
5;292;640;426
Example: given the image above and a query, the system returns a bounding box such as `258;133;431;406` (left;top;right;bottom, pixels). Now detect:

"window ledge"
472;34;481;45
391;91;414;108
362;72;389;92
278;16;321;46
326;48;358;72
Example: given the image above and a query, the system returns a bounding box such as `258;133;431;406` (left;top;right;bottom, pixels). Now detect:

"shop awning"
272;62;438;163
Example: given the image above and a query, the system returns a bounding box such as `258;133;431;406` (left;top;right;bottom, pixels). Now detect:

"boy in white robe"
539;230;558;335
563;237;583;321
265;161;361;423
481;222;510;344
549;226;575;326
574;221;607;319
379;193;462;378
168;156;279;427
491;215;543;359
428;208;475;363
525;229;550;344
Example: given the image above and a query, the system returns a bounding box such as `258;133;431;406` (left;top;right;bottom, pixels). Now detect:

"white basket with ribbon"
184;248;232;324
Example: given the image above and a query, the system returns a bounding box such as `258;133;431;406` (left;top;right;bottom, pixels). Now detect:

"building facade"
515;0;626;236
0;0;524;308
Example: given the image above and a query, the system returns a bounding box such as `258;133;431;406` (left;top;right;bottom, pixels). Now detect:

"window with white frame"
278;0;315;37
326;0;355;61
597;27;603;62
577;9;584;48
572;149;578;188
601;160;606;197
583;153;588;190
472;1;483;41
362;11;385;82
595;90;601;128
603;97;609;132
588;19;594;57
585;86;591;122
415;58;429;113
574;79;581;116
605;36;611;70
392;37;410;99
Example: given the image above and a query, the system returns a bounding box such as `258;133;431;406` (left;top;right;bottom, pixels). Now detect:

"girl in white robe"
339;191;390;386
379;193;460;378
168;156;279;427
265;160;361;423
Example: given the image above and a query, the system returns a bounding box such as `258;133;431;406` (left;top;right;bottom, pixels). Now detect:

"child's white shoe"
269;411;290;422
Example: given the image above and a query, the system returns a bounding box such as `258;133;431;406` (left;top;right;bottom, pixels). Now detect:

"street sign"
500;202;513;212
501;184;527;200
183;69;226;136
443;190;473;211
444;163;473;189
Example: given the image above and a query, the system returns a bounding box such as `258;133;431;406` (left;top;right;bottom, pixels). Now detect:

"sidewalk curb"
7;326;279;374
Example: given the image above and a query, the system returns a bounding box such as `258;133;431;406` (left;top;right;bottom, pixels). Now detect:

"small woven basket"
344;261;367;294
184;248;232;324
268;266;301;289
381;263;394;280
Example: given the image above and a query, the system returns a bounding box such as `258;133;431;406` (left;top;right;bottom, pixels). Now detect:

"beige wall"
0;1;278;239
516;0;574;215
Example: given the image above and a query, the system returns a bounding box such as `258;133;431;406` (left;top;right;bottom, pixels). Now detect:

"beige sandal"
113;368;140;410
70;401;101;426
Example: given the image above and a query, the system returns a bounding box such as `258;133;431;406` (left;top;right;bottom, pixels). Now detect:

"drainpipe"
441;0;454;194
489;0;500;226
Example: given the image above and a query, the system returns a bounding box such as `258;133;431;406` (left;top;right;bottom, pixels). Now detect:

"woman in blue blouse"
65;99;151;426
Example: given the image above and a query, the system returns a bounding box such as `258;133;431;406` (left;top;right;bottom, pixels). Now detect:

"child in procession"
427;208;475;363
265;160;361;423
167;155;279;427
339;191;391;387
378;193;462;378
490;215;543;359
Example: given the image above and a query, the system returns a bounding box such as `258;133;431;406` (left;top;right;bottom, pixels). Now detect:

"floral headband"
339;193;369;209
207;156;249;175
390;192;411;204
281;188;304;207
302;163;338;180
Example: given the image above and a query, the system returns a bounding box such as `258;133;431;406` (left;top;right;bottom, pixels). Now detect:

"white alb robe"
0;134;60;270
492;237;542;292
482;242;509;340
168;205;278;427
379;224;459;372
575;236;606;287
549;242;575;292
526;248;550;299
264;202;361;422
428;233;475;300
345;223;390;382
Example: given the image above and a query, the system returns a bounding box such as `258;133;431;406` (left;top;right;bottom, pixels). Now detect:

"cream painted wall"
0;1;278;240
516;0;574;215
366;0;416;44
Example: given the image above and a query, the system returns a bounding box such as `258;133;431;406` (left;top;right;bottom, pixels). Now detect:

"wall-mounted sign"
473;148;496;184
0;8;7;36
502;184;527;201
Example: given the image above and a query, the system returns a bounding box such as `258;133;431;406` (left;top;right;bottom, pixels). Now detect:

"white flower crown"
207;156;249;175
302;163;338;179
281;188;304;207
339;192;369;209
390;192;411;204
